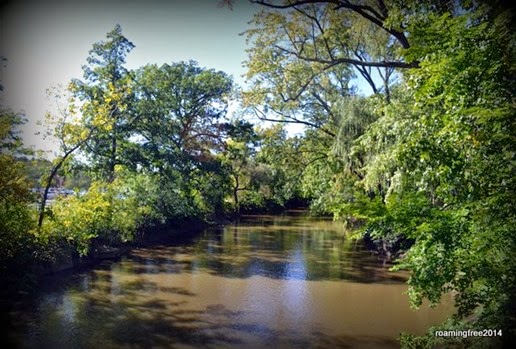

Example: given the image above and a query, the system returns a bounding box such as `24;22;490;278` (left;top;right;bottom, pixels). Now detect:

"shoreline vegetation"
1;2;514;348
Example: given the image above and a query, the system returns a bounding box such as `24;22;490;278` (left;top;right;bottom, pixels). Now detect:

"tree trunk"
38;143;82;228
233;174;240;216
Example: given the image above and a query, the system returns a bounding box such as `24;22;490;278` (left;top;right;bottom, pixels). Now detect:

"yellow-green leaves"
0;109;36;263
71;25;135;182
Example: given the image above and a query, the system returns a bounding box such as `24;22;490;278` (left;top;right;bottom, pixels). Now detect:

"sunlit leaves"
346;3;516;345
71;25;135;181
243;4;354;129
0;109;36;264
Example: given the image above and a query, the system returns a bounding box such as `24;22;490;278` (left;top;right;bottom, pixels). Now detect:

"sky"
0;0;373;154
0;0;260;153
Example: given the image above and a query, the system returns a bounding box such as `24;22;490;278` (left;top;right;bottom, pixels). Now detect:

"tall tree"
132;61;233;209
0;109;34;264
239;0;416;182
71;24;135;182
241;0;420;126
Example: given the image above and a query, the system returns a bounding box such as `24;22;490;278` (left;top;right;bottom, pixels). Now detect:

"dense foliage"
1;25;300;273
0;110;36;268
241;1;515;347
2;1;514;347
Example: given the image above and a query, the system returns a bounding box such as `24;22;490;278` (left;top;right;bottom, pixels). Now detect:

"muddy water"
5;213;454;348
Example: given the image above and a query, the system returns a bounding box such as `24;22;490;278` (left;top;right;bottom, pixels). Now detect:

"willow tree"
239;0;417;211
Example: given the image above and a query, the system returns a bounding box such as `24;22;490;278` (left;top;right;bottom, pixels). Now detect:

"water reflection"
5;213;454;348
134;214;408;283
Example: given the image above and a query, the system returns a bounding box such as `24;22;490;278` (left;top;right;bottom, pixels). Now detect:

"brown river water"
4;212;454;348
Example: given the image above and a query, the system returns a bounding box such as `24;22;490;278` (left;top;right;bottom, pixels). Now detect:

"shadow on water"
8;276;239;348
6;262;400;349
4;213;451;348
123;214;407;284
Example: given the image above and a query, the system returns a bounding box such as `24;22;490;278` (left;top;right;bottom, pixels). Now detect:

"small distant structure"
55;174;65;188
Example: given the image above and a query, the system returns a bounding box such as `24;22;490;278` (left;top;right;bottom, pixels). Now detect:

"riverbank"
0;216;221;299
2;204;313;298
2;213;455;349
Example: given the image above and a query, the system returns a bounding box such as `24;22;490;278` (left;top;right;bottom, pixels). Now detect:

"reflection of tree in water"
5;215;449;349
108;215;407;284
12;262;400;349
180;215;408;283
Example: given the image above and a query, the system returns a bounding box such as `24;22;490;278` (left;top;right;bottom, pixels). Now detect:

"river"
4;212;454;348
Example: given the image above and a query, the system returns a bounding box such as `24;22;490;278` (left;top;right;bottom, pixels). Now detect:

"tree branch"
252;106;335;137
38;128;94;228
273;44;417;69
253;0;412;50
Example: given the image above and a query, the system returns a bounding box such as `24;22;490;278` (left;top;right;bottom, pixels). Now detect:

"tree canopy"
240;0;515;347
3;3;515;346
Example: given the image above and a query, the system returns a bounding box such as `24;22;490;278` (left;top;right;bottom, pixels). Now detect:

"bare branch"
251;0;338;9
272;44;417;69
293;5;335;60
253;0;411;50
252;106;336;137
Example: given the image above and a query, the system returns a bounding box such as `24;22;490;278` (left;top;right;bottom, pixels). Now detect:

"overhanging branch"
252;0;412;50
273;44;418;69
252;106;335;137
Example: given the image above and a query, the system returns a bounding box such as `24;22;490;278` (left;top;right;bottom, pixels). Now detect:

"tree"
132;61;233;211
220;121;259;215
243;4;354;136
239;0;413;196
38;87;93;227
221;138;255;215
71;24;135;182
349;3;515;347
255;124;304;205
241;0;421;126
134;61;233;163
0;109;35;265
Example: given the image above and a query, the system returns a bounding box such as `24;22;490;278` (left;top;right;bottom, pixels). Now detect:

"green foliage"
29;29;240;259
40;182;111;255
256;124;303;205
339;2;515;346
5;26;238;272
71;24;135;181
5;6;514;347
245;1;515;346
0;110;37;266
243;4;355;135
40;171;164;255
133;60;233;167
20;158;51;188
132;60;234;213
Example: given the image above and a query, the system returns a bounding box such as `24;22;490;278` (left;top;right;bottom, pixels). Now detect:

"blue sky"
0;0;258;152
0;0;373;153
